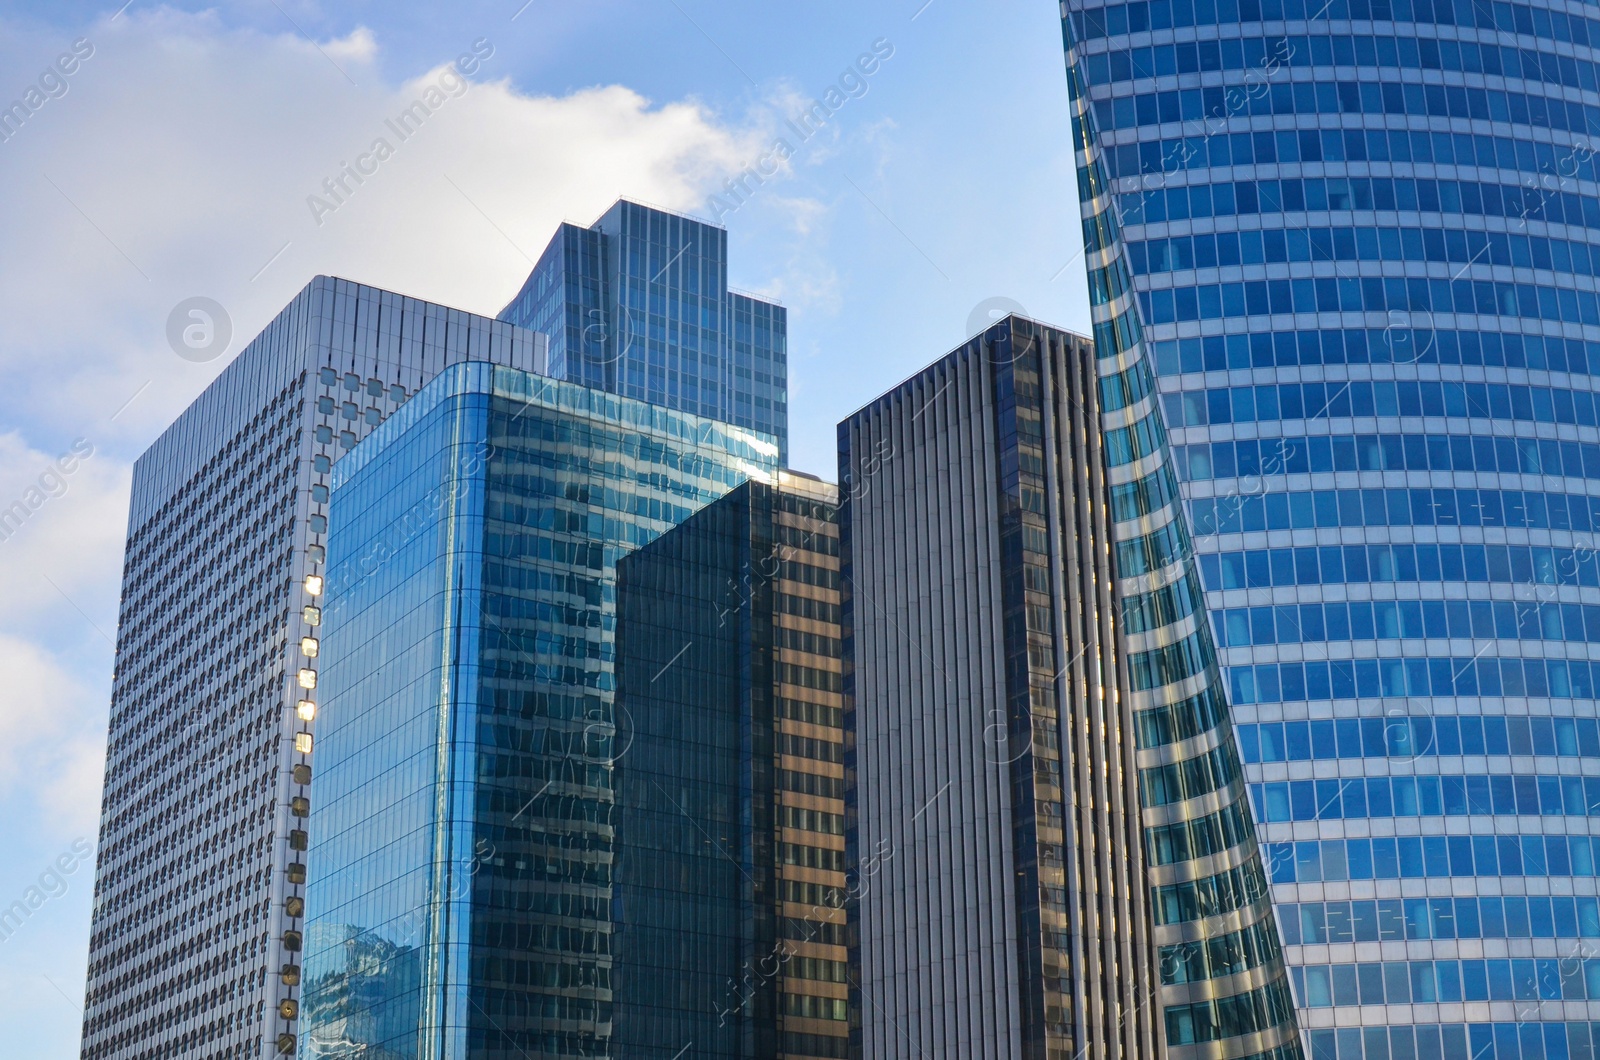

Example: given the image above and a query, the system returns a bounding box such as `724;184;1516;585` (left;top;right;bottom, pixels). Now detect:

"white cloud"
0;630;102;832
0;9;769;446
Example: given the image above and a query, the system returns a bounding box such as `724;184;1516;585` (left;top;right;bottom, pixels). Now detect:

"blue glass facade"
302;362;778;1059
1064;0;1600;1053
499;199;789;463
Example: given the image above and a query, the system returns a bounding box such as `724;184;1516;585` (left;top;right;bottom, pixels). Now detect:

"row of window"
779;992;847;1021
1078;0;1600;44
1194;483;1600;537
1178;433;1600;484
1152;324;1597;374
778;805;844;836
1141;688;1252;767
1121;172;1600;231
779;842;844;872
1164;978;1296;1046
1305;1022;1598;1060
1091;33;1600;99
1299;957;1600;1008
1146;800;1254;866
1227;653;1600;706
1160;918;1283;984
1241;714;1600;762
1249;773;1600;823
1115;123;1600;201
1200;542;1600;593
1098;74;1600;146
1137;227;1600;289
1263;832;1600;883
1169;378;1600;432
1143;272;1600;328
1284;894;1600;945
1214;598;1600;649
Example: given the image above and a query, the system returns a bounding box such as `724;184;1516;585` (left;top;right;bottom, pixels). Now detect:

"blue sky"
0;2;1088;1053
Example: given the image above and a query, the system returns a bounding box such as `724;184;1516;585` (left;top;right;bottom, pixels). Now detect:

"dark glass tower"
613;471;848;1060
840;314;1294;1058
80;278;542;1060
500;199;789;462
300;362;780;1059
1063;0;1600;1054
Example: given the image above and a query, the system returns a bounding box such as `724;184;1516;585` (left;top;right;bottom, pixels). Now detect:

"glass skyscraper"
613;471;848;1059
838;314;1295;1057
80;278;542;1060
500;199;789;463
300;362;779;1059
1063;0;1600;1055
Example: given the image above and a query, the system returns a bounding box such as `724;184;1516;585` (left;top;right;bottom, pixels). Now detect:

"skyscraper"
1062;0;1600;1054
299;362;780;1059
80;278;543;1060
499;199;789;462
838;314;1296;1058
613;471;848;1060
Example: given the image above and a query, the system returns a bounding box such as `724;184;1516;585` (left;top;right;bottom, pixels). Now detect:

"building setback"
300;362;779;1058
613;471;849;1060
499;199;789;462
80;277;543;1060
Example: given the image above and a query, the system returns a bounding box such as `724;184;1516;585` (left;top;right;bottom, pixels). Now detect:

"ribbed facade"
838;316;1159;1059
81;278;543;1060
1062;0;1600;1052
1058;12;1305;1055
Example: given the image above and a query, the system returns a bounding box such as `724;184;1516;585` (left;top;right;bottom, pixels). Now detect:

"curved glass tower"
1062;0;1600;1055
